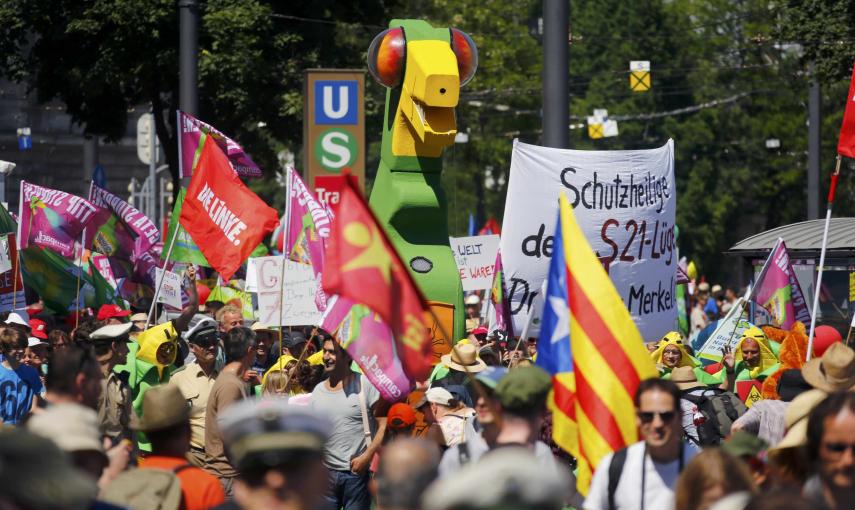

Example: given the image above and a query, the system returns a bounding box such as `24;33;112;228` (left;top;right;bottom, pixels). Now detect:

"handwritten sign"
696;298;754;364
501;139;676;340
449;235;500;291
154;268;183;309
255;256;321;326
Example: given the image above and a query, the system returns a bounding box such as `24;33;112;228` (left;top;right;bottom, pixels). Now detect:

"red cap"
29;319;48;340
472;326;489;336
97;304;131;322
387;403;416;430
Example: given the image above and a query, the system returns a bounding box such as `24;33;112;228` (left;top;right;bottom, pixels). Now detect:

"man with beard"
311;338;386;510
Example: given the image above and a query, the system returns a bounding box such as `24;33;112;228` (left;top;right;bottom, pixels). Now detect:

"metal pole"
179;0;199;117
807;61;821;220
542;0;569;149
83;137;98;197
807;156;842;361
149;115;157;223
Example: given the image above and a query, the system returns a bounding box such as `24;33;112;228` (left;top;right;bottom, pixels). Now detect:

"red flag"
322;177;433;381
838;63;855;158
179;136;279;281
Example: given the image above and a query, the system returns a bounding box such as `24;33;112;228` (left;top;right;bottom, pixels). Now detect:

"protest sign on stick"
255;256;321;326
154;268;183;309
449;235;500;292
0;235;24;312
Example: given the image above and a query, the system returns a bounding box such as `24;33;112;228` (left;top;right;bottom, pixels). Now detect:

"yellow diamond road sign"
630;60;651;92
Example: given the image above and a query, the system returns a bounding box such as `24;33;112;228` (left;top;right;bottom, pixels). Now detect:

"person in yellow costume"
652;331;733;388
114;266;199;452
716;326;780;384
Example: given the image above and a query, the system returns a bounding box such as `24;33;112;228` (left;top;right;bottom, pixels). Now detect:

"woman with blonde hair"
674;448;756;510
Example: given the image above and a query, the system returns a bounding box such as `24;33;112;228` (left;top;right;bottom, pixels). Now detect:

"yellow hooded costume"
651;332;698;369
731;326;779;380
136;321;179;378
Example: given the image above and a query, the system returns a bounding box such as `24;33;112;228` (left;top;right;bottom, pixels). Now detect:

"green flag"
164;188;209;267
20;246;118;314
0;203;16;234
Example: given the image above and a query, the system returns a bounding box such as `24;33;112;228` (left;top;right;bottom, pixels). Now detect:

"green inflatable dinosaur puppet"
366;20;478;345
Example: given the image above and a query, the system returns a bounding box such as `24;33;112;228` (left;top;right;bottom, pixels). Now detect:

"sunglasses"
823;442;855;455
637;411;676;424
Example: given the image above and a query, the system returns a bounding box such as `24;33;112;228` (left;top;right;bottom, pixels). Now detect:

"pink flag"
177;110;262;178
17;181;101;258
280;166;333;310
750;238;811;329
321;295;412;402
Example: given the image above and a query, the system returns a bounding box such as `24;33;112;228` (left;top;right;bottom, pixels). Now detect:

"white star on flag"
549;295;569;345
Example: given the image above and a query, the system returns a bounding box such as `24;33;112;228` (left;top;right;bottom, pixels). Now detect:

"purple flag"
17;181;100;258
280;166;333;310
750;238;811;329
321;295;412;402
177;110;262;178
88;182;160;258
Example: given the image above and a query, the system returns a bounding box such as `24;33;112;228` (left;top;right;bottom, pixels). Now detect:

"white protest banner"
0;234;24;311
501;139;676;340
255;256;322;326
245;258;259;293
154;268;183;309
0;235;11;275
449;235;500;291
696;298;753;365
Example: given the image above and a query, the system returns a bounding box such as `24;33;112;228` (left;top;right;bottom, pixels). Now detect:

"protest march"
2;7;855;510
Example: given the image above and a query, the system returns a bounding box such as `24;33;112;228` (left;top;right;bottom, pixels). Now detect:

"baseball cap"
425;387;455;406
29;319;48;339
474;366;508;390
27;337;48;348
96;304;131;322
495;366;552;413
283;330;309;350
465;294;480;306
387;403;417;430
130;312;148;323
472;326;489;336
4;311;29;327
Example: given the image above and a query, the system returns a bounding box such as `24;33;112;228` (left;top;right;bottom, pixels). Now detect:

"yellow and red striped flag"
556;192;657;494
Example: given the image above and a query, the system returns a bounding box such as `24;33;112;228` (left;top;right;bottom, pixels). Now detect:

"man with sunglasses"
169;318;220;468
584;378;699;510
804;392;855;510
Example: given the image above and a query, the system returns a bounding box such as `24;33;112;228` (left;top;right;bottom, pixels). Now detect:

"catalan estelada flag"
535;209;578;464
539;193;658;495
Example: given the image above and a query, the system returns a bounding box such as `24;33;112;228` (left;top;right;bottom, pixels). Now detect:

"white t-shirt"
584;441;699;510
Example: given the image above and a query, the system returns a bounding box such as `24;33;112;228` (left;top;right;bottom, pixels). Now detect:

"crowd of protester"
1;276;854;510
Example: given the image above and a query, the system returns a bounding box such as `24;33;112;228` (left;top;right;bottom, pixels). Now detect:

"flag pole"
807;155;842;361
74;228;86;328
277;167;293;372
146;223;181;329
11;248;19;310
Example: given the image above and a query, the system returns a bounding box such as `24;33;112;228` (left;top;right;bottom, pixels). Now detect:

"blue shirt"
0;363;43;424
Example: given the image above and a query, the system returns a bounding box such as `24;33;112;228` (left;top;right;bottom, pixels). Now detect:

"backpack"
101;464;191;510
681;389;747;445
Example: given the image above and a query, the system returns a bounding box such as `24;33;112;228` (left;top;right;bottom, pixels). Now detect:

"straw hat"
773;389;829;450
440;343;486;373
131;385;191;432
801;342;855;393
671;366;705;391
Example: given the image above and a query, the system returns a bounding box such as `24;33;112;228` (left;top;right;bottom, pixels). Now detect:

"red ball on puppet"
196;282;211;305
813;325;842;358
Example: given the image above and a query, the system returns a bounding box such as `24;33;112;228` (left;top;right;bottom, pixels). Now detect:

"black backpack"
681;388;747;445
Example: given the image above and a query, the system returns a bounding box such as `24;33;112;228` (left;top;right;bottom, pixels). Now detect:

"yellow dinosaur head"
368;20;478;158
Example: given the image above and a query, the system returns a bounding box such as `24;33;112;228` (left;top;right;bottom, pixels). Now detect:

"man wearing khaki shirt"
169;319;220;467
88;322;134;447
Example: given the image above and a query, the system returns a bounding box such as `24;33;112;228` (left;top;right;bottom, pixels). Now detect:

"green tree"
0;0;397;206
